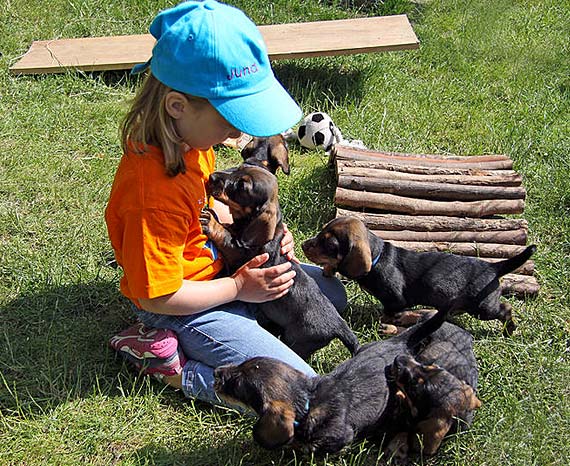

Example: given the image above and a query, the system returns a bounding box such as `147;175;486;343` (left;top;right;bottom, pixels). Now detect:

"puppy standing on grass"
302;216;536;335
199;138;359;359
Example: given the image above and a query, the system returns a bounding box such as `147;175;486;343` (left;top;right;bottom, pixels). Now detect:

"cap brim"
210;78;302;137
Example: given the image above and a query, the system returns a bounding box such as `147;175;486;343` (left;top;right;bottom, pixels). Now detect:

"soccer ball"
297;112;342;151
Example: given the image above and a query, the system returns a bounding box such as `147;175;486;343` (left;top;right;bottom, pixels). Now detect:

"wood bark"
336;209;529;232
481;258;535;275
338;175;526;201
335;188;525;217
385;240;528;258
501;274;540;297
336;159;522;179
332;147;514;169
371;229;527;245
337;164;522;186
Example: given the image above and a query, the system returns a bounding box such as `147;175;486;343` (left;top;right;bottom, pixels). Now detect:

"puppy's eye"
324;236;339;254
238;175;252;191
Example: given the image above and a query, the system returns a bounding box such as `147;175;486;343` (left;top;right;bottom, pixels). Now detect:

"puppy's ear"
253;400;295;450
339;231;372;278
268;137;290;175
462;384;482;411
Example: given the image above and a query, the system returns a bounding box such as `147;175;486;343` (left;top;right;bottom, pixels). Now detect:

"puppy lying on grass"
302;216;536;335
199;140;358;359
384;320;480;462
386;353;481;461
213;308;448;454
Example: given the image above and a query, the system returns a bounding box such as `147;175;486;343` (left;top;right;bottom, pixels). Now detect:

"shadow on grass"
132;438;297;466
0;280;138;414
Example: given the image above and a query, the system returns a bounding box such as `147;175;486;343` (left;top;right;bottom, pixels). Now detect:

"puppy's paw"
199;208;217;236
392;309;435;327
379;323;399;336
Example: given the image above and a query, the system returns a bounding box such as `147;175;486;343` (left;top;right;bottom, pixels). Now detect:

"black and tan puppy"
387;354;481;459
213;308;448;454
383;320;480;461
241;135;290;175
200;165;358;359
302;216;536;335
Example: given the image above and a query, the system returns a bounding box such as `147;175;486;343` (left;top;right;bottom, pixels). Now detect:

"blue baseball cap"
132;0;302;137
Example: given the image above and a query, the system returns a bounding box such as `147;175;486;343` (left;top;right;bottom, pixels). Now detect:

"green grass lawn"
1;0;569;464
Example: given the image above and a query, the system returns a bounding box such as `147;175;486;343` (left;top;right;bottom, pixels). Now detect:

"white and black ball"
297;112;342;151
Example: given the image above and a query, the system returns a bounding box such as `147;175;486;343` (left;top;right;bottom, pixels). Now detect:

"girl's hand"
232;253;296;303
281;223;299;263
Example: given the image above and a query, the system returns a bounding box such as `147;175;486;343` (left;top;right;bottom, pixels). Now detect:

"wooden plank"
9;15;419;75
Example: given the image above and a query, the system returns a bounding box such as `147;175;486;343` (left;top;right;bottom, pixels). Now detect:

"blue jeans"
133;263;346;406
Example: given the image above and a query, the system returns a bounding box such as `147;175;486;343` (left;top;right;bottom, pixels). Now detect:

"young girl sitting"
106;0;346;407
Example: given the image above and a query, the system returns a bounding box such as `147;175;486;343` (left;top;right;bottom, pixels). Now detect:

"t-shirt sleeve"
120;208;191;299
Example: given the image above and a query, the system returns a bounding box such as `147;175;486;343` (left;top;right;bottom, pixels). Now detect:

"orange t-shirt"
105;144;224;307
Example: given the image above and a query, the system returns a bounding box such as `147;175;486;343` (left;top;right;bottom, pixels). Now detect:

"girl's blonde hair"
120;73;208;177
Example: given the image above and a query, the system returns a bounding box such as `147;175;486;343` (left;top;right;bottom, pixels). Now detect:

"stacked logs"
330;145;539;298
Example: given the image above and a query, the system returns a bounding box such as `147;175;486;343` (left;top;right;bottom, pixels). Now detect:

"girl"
105;0;346;407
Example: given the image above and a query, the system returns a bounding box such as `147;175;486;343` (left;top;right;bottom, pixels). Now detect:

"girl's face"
166;92;241;150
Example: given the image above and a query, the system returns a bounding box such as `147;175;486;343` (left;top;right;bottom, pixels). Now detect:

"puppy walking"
302;216;536;335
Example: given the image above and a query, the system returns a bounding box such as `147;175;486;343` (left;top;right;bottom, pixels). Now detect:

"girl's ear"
164;91;188;119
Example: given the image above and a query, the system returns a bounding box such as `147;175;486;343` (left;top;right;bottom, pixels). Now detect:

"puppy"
213;308;448;454
302;216;536;335
384;321;480;461
241;135;290;175
387;354;481;458
200;165;359;359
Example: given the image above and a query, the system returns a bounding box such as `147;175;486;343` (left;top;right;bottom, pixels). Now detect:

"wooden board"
10;15;419;75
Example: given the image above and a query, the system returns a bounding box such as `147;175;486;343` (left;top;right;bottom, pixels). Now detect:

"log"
371;229;527;245
335;188;526;217
385;240;529;258
333;145;511;162
501;274;540;297
338;175;526;201
481;258;535;275
334;152;513;170
335;159;522;180
336;209;529;232
333;146;514;169
337;165;523;186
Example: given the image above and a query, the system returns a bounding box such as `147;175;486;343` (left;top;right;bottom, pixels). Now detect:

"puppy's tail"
406;308;449;350
491;245;537;277
338;325;360;356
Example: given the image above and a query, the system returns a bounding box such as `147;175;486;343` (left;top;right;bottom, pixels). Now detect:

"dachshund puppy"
213;308;448;454
200;165;359;359
387;354;481;459
302;216;536;335
241;135;290;175
384;320;480;461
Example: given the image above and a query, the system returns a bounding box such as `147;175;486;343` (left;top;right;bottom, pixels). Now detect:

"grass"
1;0;569;464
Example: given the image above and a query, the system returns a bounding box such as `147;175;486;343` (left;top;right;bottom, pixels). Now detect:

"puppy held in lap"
199;139;358;359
